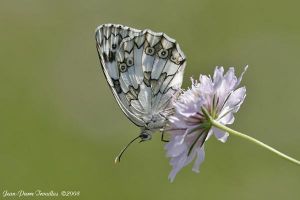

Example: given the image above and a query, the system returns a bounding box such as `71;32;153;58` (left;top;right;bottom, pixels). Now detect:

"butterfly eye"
126;58;134;66
145;47;155;55
119;63;127;72
140;133;152;141
158;49;169;59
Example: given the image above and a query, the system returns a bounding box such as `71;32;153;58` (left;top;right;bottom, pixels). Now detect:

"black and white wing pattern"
95;24;186;131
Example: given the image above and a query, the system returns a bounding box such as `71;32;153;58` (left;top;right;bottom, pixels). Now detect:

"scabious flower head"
165;66;248;182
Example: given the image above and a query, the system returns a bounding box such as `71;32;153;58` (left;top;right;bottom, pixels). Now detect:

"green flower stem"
201;107;300;166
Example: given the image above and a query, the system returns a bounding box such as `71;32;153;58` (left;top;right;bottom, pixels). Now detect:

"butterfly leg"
160;129;169;142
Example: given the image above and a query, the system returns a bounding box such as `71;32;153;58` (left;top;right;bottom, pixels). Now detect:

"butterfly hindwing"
117;30;186;125
96;24;186;129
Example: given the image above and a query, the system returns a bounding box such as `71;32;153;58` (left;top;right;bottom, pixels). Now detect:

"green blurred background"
1;0;300;199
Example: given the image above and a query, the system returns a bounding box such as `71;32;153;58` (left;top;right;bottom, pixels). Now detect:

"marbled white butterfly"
95;24;186;161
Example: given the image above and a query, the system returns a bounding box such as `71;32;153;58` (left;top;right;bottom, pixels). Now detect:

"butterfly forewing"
95;24;144;126
95;24;141;85
95;24;186;130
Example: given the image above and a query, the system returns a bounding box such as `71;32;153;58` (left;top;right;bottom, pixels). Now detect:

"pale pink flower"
165;66;248;182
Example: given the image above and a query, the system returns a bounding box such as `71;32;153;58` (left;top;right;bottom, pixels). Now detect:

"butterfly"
95;24;186;162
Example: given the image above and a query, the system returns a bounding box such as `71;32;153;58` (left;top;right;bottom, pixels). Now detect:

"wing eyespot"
158;49;169;59
126;57;134;66
119;63;127;72
112;44;117;49
145;47;155;55
170;55;180;64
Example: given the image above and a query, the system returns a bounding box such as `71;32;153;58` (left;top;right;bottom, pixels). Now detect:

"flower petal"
225;86;246;112
199;75;213;94
168;150;197;182
218;109;235;124
213;66;224;89
168;154;187;182
212;126;229;143
235;65;248;89
165;135;187;157
224;67;238;90
192;146;205;173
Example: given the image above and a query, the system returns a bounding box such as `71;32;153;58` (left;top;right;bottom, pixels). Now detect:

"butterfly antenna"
114;135;141;164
